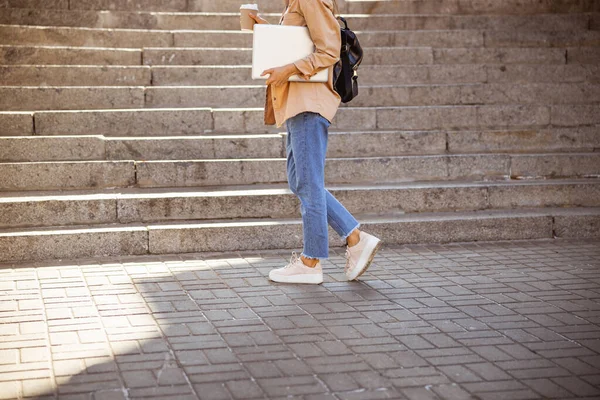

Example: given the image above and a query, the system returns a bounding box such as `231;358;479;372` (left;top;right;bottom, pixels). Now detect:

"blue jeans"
285;112;360;259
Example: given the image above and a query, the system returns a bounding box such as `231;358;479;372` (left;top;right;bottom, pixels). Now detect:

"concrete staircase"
1;0;599;263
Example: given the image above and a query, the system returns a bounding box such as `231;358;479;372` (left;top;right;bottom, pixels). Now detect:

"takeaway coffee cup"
240;4;259;31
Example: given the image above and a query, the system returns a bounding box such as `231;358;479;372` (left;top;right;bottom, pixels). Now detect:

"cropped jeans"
285;111;360;259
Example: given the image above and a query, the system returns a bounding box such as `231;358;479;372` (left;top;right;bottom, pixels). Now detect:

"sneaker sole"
347;238;382;281
269;272;323;284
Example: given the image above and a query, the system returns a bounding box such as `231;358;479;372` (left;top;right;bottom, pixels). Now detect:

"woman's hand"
248;13;270;25
261;64;309;86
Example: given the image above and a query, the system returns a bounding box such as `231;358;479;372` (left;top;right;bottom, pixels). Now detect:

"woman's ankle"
300;255;319;268
346;229;361;247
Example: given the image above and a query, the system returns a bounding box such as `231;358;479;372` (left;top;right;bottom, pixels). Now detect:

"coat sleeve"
293;0;341;77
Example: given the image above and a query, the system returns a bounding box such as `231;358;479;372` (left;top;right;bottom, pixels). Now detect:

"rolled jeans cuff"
342;223;361;241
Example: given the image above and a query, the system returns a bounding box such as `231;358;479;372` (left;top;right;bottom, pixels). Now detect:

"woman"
250;0;381;284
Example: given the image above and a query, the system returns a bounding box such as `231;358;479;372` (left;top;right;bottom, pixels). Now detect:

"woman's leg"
285;112;329;260
267;115;325;284
287;113;360;247
286;124;319;266
270;112;377;284
326;190;360;243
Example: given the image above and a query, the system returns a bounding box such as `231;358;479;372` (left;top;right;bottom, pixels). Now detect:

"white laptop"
252;24;329;83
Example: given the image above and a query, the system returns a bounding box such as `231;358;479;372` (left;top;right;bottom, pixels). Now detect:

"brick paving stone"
401;386;442;400
437;365;482;383
339;387;405;399
0;382;19;400
1;240;600;399
508;366;571;380
432;383;474;400
391;373;452;388
522;378;575;398
127;386;196;398
551;376;600;397
350;370;392;389
21;378;54;398
552;356;600;375
360;352;402;369
261;376;329;397
319;373;359;391
476;389;541;400
191;383;230;400
462;379;529;393
226;379;265;399
470;345;515;362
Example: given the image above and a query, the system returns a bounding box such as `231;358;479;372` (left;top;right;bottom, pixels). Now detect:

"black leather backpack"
333;16;363;103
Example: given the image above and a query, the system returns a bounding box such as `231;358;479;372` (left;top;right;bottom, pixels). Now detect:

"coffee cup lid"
240;3;259;10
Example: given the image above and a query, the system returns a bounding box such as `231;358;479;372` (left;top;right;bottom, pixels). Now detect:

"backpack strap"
339;17;353;102
341;38;353;101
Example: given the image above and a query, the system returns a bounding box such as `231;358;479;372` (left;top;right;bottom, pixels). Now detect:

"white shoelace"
285;252;300;269
344;247;354;273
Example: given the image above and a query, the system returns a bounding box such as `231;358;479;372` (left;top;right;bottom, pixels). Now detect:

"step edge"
1;206;599;236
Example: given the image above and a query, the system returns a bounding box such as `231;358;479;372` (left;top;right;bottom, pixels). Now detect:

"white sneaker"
269;253;323;284
345;231;382;281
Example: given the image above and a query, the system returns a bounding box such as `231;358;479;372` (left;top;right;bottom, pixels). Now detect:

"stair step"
0;86;146;111
144;47;600;67
3;24;600;50
69;0;188;12
484;30;600;48
1;207;598;263
485;64;599;84
0;111;33;136
4;105;597;137
0;158;221;190
141;83;600;109
1;0;69;9
373;104;600;131
446;126;600;154
25;107;217;136
0;44;142;65
1;153;599;191
4;64;599;87
0;8;591;31
0;135;107;161
3;83;596;111
2;127;599;162
0;65;152;86
132;154;600;188
0;134;286;161
148;64;600;86
2;44;587;66
1;180;598;229
0;45;430;67
3;0;599;14
432;47;572;64
81;0;283;13
1;0;186;12
0;25;487;49
567;47;600;64
172;29;485;49
141;47;434;66
0;160;137;191
343;0;600;15
0;24;174;48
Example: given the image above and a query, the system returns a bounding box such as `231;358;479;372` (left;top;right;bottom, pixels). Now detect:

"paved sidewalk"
1;239;600;400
